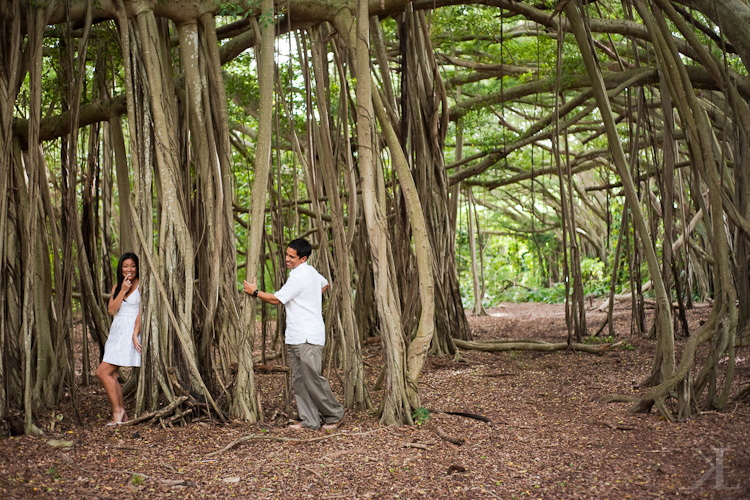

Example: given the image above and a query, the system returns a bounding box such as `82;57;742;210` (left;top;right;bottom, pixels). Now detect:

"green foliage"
457;195;564;308
47;467;60;480
412;407;430;426
258;9;275;29
580;257;604;283
619;341;635;351
131;473;144;485
217;1;250;17
521;283;567;304
225;54;260;117
580;257;608;296
583;335;616;344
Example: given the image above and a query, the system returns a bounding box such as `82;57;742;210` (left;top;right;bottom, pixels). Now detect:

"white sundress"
102;285;142;367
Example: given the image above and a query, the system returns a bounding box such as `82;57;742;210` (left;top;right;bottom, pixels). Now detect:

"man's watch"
253;289;259;297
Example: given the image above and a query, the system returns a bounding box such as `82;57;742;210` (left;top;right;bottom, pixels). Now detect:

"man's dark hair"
287;238;312;259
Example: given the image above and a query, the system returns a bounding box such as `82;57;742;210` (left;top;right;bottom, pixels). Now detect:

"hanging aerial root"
625;307;726;419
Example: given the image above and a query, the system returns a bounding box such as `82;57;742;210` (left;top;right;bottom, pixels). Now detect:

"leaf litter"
1;302;748;498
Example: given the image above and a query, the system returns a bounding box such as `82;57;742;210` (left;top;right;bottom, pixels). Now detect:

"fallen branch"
434;426;465;446
165;407;195;426
166;368;220;418
119;396;188;426
597;294;712;313
300;465;324;479
255;364;290;373
404;442;431;450
474;338;548;344
430;410;491;423
595;281;653;311
206;427;391;457
593;420;636;431
454;339;608;355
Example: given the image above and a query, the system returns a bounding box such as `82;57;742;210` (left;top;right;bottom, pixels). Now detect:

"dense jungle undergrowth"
1;302;748;499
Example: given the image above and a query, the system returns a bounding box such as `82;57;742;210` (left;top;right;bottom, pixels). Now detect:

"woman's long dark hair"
113;252;139;299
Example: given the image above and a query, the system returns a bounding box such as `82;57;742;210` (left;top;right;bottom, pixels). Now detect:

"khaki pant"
287;343;344;430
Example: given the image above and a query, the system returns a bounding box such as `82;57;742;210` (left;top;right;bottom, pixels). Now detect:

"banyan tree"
0;0;748;435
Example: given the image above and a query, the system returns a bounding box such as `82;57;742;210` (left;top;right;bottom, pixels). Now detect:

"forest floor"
1;302;749;499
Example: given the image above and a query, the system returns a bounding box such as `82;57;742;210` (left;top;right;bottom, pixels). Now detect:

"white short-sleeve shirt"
273;262;328;345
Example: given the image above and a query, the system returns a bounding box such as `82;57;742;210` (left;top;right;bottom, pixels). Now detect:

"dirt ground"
1;302;749;499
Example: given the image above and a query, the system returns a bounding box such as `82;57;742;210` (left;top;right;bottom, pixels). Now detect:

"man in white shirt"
243;238;344;430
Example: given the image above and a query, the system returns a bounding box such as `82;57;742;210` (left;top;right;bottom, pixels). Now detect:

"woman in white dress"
96;252;142;425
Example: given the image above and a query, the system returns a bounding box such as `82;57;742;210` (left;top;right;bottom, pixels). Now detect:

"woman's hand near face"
121;271;136;295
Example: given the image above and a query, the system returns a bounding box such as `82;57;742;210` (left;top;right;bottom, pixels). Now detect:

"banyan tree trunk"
115;2;226;420
19;4;49;436
0;0;24;427
372;82;436;404
230;0;278;422
308;29;370;410
339;5;414;425
396;8;471;354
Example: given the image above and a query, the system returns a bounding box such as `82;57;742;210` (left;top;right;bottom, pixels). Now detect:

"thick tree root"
601;395;639;404
454;339;609;355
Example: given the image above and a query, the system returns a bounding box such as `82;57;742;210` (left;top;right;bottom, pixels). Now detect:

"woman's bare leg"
96;362;126;423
